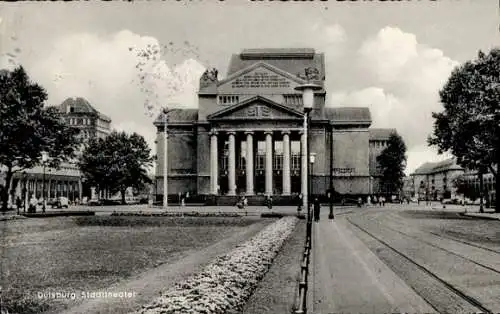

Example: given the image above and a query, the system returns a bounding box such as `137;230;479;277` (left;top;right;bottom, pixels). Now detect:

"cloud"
330;26;459;173
310;23;347;54
14;30;205;160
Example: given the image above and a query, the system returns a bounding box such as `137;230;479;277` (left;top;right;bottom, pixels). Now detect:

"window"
291;154;301;170
273;154;283;170
256;155;265;170
283;94;303;106
218;95;239;105
239;156;246;170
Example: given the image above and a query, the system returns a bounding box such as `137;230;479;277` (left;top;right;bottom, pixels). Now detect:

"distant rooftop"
412;158;464;175
369;128;396;141
240;48;316;59
323;107;372;124
58;97;112;122
154;108;199;124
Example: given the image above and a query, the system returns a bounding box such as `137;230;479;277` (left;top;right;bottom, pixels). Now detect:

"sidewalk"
310;211;434;314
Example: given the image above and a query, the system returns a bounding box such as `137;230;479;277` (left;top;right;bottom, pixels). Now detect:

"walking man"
313;197;321;222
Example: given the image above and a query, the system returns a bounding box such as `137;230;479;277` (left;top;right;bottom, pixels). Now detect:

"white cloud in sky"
19;30;205;158
331;26;460;174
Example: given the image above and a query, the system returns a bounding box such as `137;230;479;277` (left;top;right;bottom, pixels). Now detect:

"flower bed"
135;216;298;314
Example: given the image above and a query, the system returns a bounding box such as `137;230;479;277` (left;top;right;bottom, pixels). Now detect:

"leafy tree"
0;66;80;211
79;131;153;204
452;175;468;197
428;48;499;212
376;132;407;195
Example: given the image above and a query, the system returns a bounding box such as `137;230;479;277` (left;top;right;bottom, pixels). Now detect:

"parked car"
49;196;69;209
442;197;464;205
88;198;102;206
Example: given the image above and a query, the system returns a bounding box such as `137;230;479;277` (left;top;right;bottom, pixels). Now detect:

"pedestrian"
381;196;386;206
313;197;321;222
267;195;273;209
29;195;37;213
243;196;248;208
367;195;371;206
297;193;303;212
16;196;22;211
357;197;362;208
373;195;378;206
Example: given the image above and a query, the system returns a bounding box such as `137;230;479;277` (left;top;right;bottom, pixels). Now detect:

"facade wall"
196;127;211;194
332;129;370;177
310;129;327;176
155;176;197;196
410;169;465;200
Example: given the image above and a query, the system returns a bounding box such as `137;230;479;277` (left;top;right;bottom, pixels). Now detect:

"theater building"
154;48;398;202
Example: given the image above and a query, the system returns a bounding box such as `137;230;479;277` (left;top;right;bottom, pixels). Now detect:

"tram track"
382;211;500;254
375;212;500;273
346;215;495;314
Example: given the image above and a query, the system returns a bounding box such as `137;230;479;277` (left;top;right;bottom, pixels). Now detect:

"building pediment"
207;96;303;121
212;62;317;95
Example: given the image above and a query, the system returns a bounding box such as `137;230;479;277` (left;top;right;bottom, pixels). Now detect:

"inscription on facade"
333;168;355;176
231;72;291;88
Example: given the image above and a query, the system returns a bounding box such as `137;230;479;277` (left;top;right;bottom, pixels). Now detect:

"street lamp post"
309;153;316;220
162;107;169;210
479;169;484;213
294;83;321;314
295;83;322;224
41;151;49;213
329;125;334;220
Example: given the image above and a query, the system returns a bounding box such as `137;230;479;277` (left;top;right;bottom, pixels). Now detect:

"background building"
154;48;399;203
4;97;112;207
407;158;464;201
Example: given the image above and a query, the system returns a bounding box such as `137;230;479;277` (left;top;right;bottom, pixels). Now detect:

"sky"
0;1;498;175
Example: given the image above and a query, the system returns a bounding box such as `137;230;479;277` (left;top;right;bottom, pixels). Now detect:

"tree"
0;66;80;211
376;132;407;195
452;175;468;197
428;48;500;212
79;131;153;204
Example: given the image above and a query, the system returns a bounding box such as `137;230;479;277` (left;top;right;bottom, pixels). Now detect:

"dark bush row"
73;215;261;227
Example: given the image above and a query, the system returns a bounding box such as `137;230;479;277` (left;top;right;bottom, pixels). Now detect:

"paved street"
310;204;500;314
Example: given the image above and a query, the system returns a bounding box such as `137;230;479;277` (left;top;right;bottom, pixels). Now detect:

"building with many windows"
154;48;399;202
405;158;465;201
2;97;112;208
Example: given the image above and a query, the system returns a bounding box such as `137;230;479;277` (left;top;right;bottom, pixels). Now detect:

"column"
282;131;291;195
48;179;52;199
265;131;273;195
78;179;83;202
228;131;236;196
245;131;254;195
210;131;219;195
301;130;308;209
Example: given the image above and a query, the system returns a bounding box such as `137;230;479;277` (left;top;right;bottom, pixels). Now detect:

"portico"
208;128;305;196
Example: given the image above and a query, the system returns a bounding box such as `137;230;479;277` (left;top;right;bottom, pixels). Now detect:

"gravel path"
59;220;270;314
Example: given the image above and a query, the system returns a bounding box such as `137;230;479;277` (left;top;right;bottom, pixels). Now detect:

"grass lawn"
0;216;270;314
240;219;306;314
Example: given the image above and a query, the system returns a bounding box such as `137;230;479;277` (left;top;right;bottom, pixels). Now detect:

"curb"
459;213;500;221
